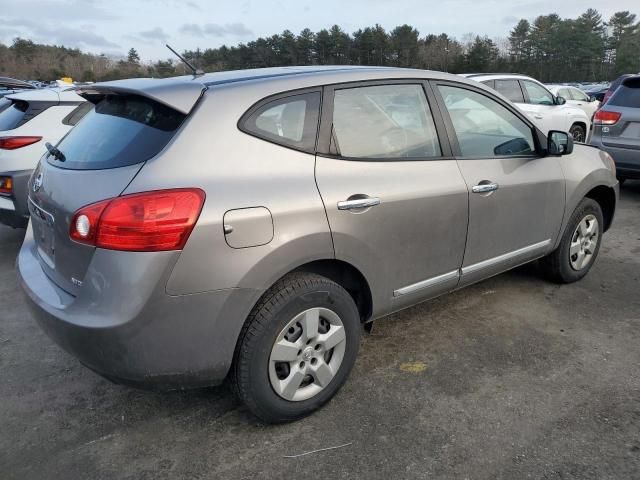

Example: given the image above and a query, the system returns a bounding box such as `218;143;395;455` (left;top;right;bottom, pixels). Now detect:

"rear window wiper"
45;142;66;162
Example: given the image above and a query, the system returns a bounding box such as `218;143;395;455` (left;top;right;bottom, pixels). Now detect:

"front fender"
554;145;618;249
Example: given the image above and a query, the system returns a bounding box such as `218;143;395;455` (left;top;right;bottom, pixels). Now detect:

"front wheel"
231;272;361;423
540;198;603;283
569;123;586;143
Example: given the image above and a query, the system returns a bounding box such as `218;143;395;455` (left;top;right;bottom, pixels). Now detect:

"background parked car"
0;87;90;227
590;75;640;183
0;76;36;99
547;84;599;120
584;84;610;103
601;74;635;106
463;74;591;142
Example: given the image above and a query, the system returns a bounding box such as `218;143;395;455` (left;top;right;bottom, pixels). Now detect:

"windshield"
52;94;186;170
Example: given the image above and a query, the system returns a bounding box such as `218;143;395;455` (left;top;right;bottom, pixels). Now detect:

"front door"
315;81;469;316
433;82;565;286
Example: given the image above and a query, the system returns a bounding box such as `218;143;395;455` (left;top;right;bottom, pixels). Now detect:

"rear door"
315;80;469;315
432;81;565;286
28;93;188;295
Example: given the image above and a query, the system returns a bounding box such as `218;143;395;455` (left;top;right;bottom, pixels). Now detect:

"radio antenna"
165;44;203;76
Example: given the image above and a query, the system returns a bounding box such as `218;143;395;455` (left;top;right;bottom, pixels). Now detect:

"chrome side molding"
393;270;459;297
461;239;552;276
393;239;552;298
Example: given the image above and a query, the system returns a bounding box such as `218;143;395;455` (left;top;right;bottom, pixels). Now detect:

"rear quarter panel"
122;85;334;296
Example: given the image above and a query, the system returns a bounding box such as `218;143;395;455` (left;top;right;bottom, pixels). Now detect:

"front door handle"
337;197;381;210
534;114;544;119
472;182;499;194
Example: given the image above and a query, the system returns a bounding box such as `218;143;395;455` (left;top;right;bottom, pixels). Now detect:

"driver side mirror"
548;130;573;155
554;95;567;105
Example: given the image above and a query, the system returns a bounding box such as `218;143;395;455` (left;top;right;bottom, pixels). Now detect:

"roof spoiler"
74;78;207;115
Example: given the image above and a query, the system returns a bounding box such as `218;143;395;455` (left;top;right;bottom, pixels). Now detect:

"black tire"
540;198;604;284
231;272;360;423
569;123;586;143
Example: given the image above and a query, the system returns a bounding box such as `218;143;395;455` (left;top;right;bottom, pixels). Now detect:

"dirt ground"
1;182;639;480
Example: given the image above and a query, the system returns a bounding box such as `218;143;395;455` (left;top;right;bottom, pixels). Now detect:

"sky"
0;0;638;61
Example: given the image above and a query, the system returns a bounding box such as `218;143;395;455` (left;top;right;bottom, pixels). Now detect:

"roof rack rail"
464;73;527;78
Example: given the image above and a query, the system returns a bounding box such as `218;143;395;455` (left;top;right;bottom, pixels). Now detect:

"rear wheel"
231;272;360;423
540;198;603;283
569;124;586;143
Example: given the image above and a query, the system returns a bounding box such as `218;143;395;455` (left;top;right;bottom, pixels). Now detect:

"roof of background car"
76;66;483;114
4;87;85;103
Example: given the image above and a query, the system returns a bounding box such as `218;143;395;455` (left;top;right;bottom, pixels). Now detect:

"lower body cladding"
0;169;32;228
17;224;260;389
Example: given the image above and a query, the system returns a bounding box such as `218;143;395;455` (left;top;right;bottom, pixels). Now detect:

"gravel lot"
1;182;639;480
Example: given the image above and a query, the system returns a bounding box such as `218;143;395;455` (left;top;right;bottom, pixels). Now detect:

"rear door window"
495;80;525;103
241;92;320;152
331;84;441;159
52;94;186;170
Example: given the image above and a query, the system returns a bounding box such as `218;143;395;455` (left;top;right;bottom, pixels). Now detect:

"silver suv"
18;67;619;423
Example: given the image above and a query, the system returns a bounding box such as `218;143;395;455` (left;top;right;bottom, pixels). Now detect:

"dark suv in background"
591;75;640;182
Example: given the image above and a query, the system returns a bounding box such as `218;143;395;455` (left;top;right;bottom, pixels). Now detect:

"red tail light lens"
70;189;206;252
594;110;621;125
0;176;13;195
0;136;42;150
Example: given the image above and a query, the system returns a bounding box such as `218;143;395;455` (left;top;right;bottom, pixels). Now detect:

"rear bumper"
17;224;260;389
0;169;31;228
590;138;640;178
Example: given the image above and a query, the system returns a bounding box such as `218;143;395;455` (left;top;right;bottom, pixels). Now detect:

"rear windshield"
51;94;186;170
0;100;28;131
608;81;640;108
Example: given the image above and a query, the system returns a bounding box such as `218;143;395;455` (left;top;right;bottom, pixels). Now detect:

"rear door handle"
337;197;381;210
534;115;544;119
472;183;499;194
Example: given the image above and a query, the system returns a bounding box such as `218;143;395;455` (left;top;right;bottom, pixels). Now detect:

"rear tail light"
70;189;206;252
593;110;621;125
0;136;42;150
0;176;13;195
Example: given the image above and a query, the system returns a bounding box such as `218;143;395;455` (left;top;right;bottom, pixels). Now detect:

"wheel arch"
570;120;588;139
585;184;616;232
291;259;374;323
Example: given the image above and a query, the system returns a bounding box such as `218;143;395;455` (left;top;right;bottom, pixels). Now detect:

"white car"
546;85;599;120
461;74;591;142
0;88;90;227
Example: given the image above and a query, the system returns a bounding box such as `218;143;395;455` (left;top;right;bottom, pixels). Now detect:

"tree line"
0;9;638;83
